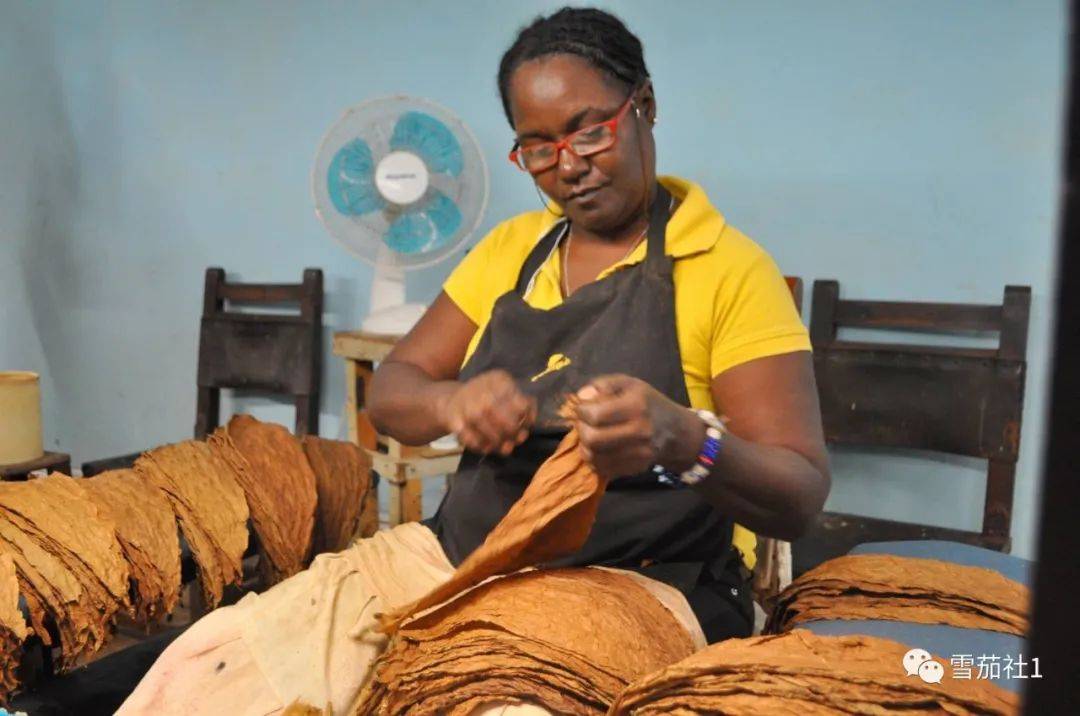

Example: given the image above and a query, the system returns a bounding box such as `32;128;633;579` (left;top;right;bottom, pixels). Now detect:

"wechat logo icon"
903;647;945;684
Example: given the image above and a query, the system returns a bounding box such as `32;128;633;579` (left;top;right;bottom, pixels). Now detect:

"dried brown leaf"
301;436;372;555
213;415;316;582
137;441;248;607
82;469;182;624
379;428;603;633
609;629;1019;715
767;554;1030;636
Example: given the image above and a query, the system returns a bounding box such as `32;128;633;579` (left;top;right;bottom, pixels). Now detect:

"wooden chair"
195;267;323;438
791;279;1031;577
82;267;323;474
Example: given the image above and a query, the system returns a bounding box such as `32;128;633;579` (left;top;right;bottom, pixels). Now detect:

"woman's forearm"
368;360;460;446
666;412;830;541
700;434;829;542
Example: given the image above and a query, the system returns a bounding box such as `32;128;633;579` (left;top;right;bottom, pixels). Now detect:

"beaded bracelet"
652;409;725;487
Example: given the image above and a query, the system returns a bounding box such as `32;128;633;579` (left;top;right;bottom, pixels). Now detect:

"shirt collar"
537;175;725;280
657;175;726;259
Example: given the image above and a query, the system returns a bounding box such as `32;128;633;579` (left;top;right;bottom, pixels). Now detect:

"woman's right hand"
437;370;537;456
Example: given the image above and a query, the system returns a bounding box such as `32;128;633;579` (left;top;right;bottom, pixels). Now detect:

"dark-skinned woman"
120;8;829;715
370;6;829;642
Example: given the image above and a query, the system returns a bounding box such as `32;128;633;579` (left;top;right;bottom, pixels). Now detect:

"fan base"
361;303;427;336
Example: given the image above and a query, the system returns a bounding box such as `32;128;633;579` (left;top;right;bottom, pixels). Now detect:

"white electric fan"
312;96;489;335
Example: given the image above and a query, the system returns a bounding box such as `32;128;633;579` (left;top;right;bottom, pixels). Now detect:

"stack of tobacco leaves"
766;554;1029;636
300;435;372;555
0;474;129;670
210;415;317;583
355;568;698;715
609;628;1019;715
0;417;364;702
378;427;604;633
0;553;28;701
136;440;249;608
82;469;181;625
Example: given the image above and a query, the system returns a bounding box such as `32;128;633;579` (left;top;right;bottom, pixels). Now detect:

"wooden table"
333;331;463;526
0;452;71;481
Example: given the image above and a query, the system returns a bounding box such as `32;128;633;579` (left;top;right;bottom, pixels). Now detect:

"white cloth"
118;524;704;715
119;523;453;715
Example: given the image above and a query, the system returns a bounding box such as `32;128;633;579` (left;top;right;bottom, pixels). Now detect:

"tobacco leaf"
300;435;372;555
137;440;248;607
378;428;603;633
610;628;1019;715
211;415;316;583
82;469;181;624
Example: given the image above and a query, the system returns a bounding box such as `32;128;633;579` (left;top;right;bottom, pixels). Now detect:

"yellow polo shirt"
443;175;811;571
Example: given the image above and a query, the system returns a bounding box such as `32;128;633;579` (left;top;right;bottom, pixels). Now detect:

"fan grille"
312;96;489;270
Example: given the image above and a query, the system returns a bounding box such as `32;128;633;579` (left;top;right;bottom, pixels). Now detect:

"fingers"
577;374;635;401
574;394;638;428
575;377;647;428
578;419;648;454
450;370;537;455
577;410;655;476
572;374;663;479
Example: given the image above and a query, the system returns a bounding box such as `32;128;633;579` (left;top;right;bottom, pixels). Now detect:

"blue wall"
1;1;1065;559
0;4;74;458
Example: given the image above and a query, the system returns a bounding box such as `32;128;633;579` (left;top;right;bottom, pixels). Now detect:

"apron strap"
644;183;673;274
514;221;568;297
513;184;674;296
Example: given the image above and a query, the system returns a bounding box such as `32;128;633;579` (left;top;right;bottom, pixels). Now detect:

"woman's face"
507;54;656;235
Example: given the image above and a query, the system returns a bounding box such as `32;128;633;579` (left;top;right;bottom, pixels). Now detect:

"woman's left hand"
573;374;705;481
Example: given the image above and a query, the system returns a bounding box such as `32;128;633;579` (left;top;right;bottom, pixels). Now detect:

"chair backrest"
785;276;804;315
195;267;323;438
792;279;1031;575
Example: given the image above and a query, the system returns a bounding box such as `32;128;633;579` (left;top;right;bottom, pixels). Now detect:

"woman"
369;6;829;641
120;8;829;714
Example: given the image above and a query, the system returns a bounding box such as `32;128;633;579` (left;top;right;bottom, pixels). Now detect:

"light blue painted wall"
0;5;74;455
1;1;1064;559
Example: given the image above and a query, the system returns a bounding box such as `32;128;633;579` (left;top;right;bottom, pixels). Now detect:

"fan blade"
384;189;463;254
425;190;463;244
327;137;385;215
389;111;464;177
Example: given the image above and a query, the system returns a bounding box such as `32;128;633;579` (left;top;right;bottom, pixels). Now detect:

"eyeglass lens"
521;129;614;171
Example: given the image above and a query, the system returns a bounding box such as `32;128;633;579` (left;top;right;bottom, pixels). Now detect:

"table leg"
386;464;425;525
347;358;382;534
357;481;379;538
354;360;378;450
388;463;407;527
345;358;360;445
345;359;378;450
403;478;423;523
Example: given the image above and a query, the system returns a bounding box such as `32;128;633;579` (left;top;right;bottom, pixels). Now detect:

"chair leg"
195;387;219;440
294;395;319;436
752;536;793;614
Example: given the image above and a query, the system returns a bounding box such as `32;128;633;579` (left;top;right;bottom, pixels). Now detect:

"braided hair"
497;7;650;126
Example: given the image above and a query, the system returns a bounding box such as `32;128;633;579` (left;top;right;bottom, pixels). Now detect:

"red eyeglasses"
508;96;635;174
